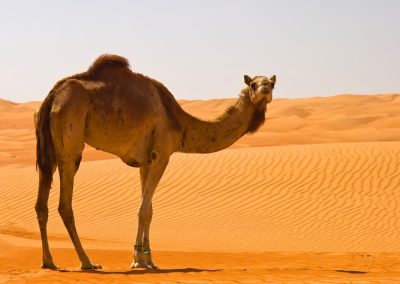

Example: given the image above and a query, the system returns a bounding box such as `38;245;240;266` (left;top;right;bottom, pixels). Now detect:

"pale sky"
0;0;399;102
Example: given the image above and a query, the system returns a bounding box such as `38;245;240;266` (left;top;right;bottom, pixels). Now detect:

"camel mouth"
261;89;272;96
264;93;273;103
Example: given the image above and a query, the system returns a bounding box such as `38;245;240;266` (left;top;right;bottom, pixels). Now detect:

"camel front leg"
132;202;154;269
131;157;169;269
142;202;155;268
132;165;149;268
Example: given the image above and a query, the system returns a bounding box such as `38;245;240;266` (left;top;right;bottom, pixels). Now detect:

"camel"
35;54;276;270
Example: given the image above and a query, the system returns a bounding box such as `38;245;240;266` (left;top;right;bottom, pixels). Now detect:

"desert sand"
0;94;400;283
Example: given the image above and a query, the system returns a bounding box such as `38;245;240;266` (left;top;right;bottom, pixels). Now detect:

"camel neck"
176;96;262;154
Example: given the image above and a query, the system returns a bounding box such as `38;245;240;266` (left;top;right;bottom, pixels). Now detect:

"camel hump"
88;54;130;73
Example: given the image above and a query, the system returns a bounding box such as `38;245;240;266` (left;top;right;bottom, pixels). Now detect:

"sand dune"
1;142;400;282
1;142;399;253
0;142;399;282
1;95;400;282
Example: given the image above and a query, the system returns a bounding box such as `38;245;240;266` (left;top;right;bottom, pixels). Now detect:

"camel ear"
270;75;276;83
244;75;252;86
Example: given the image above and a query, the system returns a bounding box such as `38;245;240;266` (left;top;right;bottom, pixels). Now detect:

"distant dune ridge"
0;94;400;282
1;94;399;165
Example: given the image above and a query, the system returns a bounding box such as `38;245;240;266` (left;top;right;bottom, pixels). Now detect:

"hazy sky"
1;0;399;102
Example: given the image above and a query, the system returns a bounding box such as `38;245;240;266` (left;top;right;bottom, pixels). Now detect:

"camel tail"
35;92;56;186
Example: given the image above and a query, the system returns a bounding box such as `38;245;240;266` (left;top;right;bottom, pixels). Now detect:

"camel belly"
82;87;177;164
85;116;154;158
84;103;155;159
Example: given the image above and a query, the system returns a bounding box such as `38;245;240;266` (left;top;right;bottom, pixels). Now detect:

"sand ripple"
0;142;399;253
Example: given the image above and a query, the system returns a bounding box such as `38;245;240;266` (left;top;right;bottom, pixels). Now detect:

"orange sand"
0;94;400;283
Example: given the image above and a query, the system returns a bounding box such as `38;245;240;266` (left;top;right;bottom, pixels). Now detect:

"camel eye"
250;82;257;89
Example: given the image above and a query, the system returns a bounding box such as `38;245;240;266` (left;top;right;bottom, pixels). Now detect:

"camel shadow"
334;269;367;274
59;267;221;275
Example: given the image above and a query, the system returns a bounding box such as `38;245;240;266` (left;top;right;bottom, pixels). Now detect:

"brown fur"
35;92;56;187
240;88;267;133
152;83;183;131
247;104;266;133
88;54;130;74
134;73;183;131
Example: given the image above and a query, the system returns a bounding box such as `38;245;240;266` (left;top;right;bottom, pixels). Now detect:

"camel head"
244;75;276;104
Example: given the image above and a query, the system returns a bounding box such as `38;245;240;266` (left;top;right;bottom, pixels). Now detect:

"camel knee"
138;204;152;222
35;202;48;214
35;203;49;223
58;205;74;225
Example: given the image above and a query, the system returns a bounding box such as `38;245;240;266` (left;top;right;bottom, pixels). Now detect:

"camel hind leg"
57;157;101;269
35;98;57;269
35;165;57;269
51;80;101;269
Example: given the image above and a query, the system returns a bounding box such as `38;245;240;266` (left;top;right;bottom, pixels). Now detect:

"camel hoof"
146;263;158;270
131;261;146;269
41;262;59;270
81;262;102;270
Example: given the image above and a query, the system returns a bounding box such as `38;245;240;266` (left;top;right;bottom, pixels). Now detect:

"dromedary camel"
35;54;276;270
